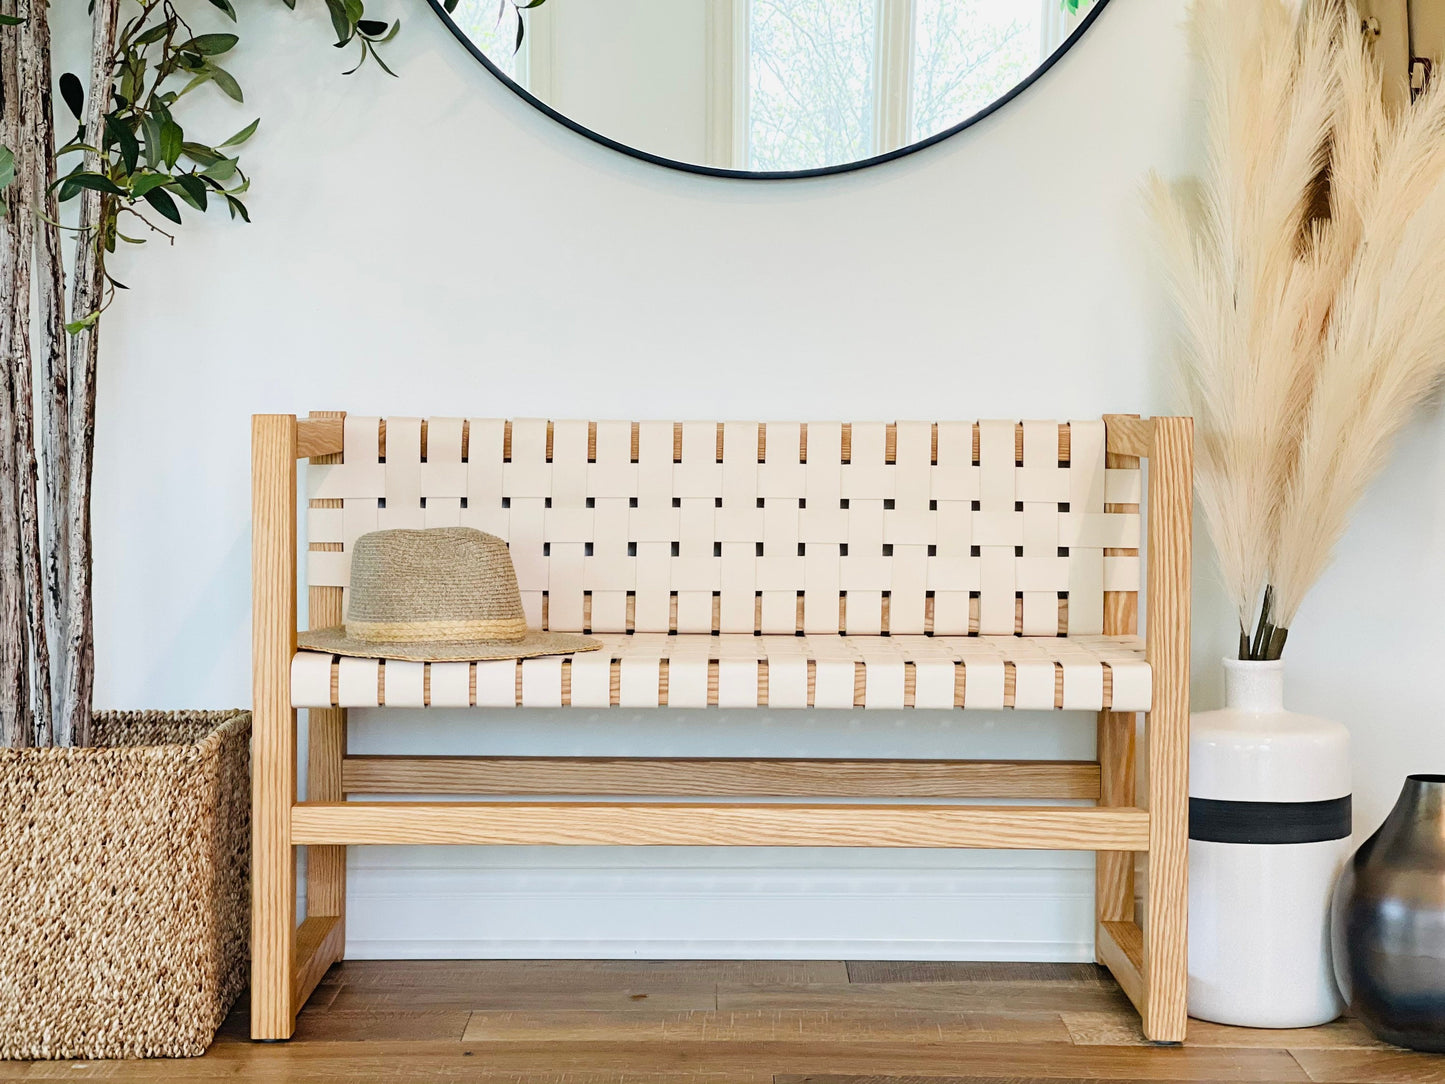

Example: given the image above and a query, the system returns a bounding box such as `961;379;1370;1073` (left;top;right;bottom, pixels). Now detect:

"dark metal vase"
1331;774;1445;1051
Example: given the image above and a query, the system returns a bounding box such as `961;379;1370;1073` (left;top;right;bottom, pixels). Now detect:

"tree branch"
58;0;122;748
0;7;35;747
24;0;69;735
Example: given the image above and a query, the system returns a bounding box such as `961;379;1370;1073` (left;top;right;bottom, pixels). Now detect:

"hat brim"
296;625;602;663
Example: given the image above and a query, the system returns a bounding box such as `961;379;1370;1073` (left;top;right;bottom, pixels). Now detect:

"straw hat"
297;527;601;662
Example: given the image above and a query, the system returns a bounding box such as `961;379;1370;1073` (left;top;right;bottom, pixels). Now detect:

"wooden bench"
251;413;1192;1043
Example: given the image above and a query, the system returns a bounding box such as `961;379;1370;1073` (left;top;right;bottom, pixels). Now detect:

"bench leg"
305;705;348;950
251;698;297;1040
1138;415;1192;1043
1140;699;1189;1042
1095;710;1136;938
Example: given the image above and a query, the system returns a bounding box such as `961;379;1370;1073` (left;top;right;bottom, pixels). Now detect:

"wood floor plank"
326;980;717;1013
24;1040;1309;1082
846;961;1115;985
1062;1011;1391;1050
720;981;1131;1014
461;1009;1073;1044
327;958;849;988
300;975;343;1012
292;1009;472;1043
19;1046;767;1083
11;961;1428;1084
1291;1048;1445;1083
772;1079;1292;1084
371;1040;1315;1080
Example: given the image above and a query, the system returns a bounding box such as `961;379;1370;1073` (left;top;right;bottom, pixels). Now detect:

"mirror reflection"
437;0;1103;174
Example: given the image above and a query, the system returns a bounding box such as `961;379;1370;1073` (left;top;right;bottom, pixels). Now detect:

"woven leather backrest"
305;418;1140;636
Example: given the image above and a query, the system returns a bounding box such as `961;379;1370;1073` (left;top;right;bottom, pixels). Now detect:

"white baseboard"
310;851;1101;962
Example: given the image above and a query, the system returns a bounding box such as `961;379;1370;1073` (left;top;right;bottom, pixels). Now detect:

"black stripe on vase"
1188;795;1352;845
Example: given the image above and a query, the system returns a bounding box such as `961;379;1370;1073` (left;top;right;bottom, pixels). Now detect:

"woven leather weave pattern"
291;634;1151;711
305;418;1141;637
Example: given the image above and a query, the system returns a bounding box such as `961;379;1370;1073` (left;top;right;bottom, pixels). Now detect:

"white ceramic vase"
1187;658;1351;1028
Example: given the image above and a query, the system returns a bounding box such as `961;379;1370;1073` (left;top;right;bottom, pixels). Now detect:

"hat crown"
345;528;526;644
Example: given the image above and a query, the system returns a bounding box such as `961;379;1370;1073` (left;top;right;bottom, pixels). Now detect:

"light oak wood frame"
250;412;1191;1044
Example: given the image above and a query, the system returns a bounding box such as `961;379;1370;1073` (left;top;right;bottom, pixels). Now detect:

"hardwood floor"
6;961;1443;1083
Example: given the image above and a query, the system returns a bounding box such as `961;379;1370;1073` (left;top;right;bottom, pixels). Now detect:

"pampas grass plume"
1152;0;1445;657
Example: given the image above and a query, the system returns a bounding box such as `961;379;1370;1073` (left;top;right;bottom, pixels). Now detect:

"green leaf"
129;173;171;197
106;117;140;175
134;24;169;46
159;118;183;167
324;0;353;43
218;117;259;148
64;310;101;336
140;114;161;168
199;156;238;181
119;55;148;106
0;145;13;192
188;33;239;55
59;73;84;119
224;193;250;222
180;141;223;166
443;0;458;11
0;13;23;25
142;186;182;223
173;173;208;210
208;64;243;101
370;44;398;76
205;0;238;21
173;75;206;101
63;171;127;196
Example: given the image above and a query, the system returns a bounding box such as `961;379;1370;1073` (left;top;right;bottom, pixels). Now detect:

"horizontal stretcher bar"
1097;919;1146;1013
340;756;1103;800
289;801;1151;850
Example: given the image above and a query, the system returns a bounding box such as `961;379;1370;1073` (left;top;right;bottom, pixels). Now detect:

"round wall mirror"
431;0;1110;178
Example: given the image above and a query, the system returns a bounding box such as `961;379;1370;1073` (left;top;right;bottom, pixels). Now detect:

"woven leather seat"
292;632;1150;711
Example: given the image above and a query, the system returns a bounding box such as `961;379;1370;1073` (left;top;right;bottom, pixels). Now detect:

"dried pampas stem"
1152;0;1445;659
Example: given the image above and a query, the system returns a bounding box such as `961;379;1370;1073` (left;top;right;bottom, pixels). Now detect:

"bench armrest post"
251;414;299;1039
1141;415;1193;1042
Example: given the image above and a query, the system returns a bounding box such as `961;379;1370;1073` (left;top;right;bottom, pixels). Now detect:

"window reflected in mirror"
436;0;1103;175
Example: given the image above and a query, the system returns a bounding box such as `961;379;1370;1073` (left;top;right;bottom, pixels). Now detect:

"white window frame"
721;0;1079;169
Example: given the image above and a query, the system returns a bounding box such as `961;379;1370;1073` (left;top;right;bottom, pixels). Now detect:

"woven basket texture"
0;711;250;1060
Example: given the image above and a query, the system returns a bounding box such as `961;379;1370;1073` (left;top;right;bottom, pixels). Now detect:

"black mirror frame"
428;0;1114;180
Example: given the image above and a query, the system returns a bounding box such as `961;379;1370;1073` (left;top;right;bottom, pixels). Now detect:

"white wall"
73;0;1445;959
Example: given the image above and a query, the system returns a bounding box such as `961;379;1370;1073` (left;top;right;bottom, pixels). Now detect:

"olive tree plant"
0;0;535;747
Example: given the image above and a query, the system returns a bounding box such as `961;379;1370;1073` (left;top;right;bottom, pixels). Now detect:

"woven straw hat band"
347;615;528;645
343;527;528;644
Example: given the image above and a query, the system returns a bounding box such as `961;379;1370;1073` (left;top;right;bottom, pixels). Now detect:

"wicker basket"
0;711;250;1059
